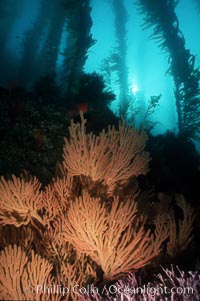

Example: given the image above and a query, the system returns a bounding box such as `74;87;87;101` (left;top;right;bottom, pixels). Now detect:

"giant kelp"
112;0;129;116
36;1;66;77
19;0;55;86
62;0;96;97
137;0;200;139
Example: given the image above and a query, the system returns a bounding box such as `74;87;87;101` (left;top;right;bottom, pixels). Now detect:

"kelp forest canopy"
0;0;200;140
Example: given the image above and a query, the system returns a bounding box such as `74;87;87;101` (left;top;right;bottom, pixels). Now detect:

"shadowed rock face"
147;131;200;204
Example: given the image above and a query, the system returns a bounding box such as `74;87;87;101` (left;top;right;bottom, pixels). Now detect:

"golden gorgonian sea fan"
0;175;44;229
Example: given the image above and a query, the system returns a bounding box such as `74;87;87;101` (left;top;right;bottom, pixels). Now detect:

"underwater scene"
0;0;200;300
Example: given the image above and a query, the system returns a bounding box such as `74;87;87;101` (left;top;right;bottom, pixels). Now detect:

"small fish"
77;102;89;113
66;103;89;118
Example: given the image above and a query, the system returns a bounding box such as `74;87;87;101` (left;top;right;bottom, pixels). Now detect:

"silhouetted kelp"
137;0;200;140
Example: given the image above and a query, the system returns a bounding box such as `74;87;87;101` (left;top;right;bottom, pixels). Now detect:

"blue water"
1;0;199;137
